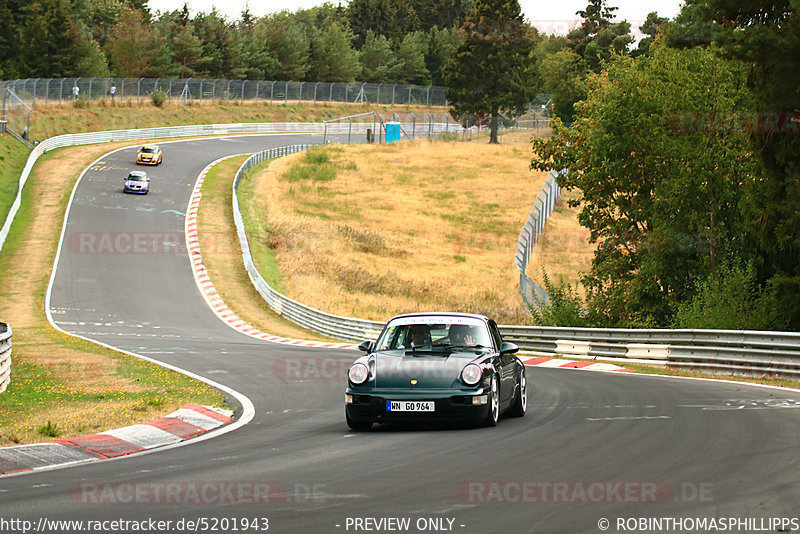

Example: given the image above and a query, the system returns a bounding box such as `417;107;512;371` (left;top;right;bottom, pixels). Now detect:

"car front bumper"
345;389;490;424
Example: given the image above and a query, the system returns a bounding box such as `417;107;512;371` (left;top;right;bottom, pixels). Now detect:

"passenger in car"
408;325;431;348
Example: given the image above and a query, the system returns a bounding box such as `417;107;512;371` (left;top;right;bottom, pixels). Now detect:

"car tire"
485;374;499;427
508;368;527;418
346;411;372;431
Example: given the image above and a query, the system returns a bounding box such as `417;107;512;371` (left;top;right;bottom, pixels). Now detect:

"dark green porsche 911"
345;313;527;430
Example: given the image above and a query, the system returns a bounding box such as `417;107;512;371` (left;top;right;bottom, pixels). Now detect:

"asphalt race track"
2;133;800;534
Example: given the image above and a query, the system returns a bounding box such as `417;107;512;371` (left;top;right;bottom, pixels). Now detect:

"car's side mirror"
500;342;519;355
358;340;373;352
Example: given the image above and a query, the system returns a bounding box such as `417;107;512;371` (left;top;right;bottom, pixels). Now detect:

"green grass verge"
0;138;32;232
0;148;226;445
237;161;285;292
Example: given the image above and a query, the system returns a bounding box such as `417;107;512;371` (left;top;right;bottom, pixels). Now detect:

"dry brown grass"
526;188;594;297
241;130;553;325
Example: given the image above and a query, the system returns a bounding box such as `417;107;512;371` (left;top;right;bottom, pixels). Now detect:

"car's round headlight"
348;362;370;385
461;363;483;386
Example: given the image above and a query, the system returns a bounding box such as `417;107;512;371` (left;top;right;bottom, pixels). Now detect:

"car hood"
126;180;147;185
374;350;479;389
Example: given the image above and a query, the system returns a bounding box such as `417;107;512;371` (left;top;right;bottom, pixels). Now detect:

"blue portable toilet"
385;122;401;143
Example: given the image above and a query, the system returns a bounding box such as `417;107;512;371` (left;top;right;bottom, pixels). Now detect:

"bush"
674;260;786;330
528;269;591;327
150;89;168;107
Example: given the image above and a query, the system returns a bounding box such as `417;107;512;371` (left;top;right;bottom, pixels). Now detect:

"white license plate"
386;401;435;412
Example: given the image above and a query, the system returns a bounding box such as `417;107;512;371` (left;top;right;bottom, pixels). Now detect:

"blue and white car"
123;171;150;194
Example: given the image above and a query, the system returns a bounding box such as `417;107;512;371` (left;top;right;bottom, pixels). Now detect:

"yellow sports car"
136;144;162;165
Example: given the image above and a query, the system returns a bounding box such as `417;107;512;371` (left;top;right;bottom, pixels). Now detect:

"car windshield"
375;317;492;351
140;147;156;154
127;174;146;181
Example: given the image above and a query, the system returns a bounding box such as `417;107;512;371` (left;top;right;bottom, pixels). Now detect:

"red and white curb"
522;357;632;373
185;157;357;351
0;404;234;475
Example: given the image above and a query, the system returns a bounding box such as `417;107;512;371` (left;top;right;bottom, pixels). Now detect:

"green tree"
191;9;242;78
663;0;721;49
0;0;25;78
237;17;280;80
16;0;84;77
263;13;310;81
348;0;399;48
425;26;464;85
71;0;128;46
359;30;399;83
394;30;430;84
531;43;753;326
567;0;633;73
105;7;167;76
170;21;203;77
442;0;533;143
700;0;800;329
73;29;111;76
535;39;588;123
307;21;361;82
631;12;668;58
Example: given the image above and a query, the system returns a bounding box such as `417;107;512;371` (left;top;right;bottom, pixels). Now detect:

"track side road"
0;134;798;534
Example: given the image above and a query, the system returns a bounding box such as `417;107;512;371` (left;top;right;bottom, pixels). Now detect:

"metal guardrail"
498;325;800;378
0;323;11;393
515;169;563;306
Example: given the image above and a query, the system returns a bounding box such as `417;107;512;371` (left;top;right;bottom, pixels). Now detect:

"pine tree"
394;31;430;84
307;21;361;82
441;0;533;143
359;30;399;83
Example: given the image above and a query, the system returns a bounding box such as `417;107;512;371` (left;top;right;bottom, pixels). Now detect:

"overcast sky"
146;0;685;36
